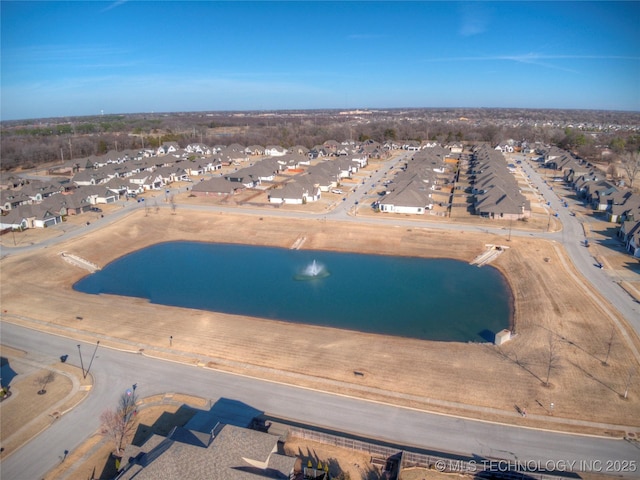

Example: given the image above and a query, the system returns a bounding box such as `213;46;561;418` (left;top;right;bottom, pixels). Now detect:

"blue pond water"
74;242;512;342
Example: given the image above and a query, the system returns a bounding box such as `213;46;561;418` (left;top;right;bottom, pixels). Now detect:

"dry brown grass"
1;206;640;434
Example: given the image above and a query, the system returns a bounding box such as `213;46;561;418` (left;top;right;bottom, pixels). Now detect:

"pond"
74;242;512;342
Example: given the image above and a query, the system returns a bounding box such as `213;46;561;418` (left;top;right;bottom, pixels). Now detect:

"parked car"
90;207;102;213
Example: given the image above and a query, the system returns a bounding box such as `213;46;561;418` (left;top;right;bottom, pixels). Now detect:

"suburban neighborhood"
2;136;639;261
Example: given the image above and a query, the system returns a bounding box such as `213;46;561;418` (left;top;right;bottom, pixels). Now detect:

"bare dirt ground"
2;206;640;437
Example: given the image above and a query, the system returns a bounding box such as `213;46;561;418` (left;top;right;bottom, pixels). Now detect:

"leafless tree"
35;371;55;394
100;388;139;456
544;334;561;387
620;151;640;189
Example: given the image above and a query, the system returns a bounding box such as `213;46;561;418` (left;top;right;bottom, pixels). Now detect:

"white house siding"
381;204;425;215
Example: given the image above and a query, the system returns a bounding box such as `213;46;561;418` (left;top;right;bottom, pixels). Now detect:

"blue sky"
1;1;639;120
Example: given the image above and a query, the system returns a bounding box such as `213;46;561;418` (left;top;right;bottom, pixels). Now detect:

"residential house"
0;204;62;229
72;169;109;187
245;145;265;156
268;178;320;204
607;192;640;223
81;185;120;205
117;423;296;480
587;180;618;211
225;168;261;188
471;145;531;220
129;172;164;191
157;142;180;156
0;190;32;212
192;177;243;197
264;145;287;157
619;220;640;258
288;145;309;156
155;166;190;184
378;182;433;214
186;143;211;155
41;191;91;216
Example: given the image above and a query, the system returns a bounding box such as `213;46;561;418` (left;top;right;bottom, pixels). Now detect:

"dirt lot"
2;204;640;436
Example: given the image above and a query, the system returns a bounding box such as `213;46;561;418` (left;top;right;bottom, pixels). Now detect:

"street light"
86;341;100;378
77;345;85;378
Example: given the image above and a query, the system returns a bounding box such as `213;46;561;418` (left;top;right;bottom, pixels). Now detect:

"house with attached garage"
378;182;433;214
606;191;640;223
157;142;180;156
586;180;618;211
474;186;530;220
80;185;120;205
72;169;109;187
268;178;320;204
264;145;287;157
306;163;341;192
288;145;309;156
191;177;244;197
155;166;190;184
347;154;368;169
618;220;640;258
470;145;531;220
186;143;211;155
116;422;296;480
41;191;91;216
240;160;280;183
128;172;164;191
225;168;261;188
245;145;265;156
0;204;62;229
0;190;32;212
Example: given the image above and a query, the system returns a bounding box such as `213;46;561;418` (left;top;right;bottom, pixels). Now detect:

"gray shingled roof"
117;424;295;480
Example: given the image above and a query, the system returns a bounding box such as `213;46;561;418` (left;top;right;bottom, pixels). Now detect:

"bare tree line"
2;110;639;172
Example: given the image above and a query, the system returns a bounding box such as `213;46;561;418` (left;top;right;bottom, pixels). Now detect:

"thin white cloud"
458;2;490;37
418;53;640;73
101;0;129;13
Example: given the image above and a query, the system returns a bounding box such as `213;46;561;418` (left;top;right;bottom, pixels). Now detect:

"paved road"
517;157;640;346
2;323;639;480
2;153;640;478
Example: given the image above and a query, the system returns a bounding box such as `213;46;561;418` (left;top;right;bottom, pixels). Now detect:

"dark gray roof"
117;424;295;480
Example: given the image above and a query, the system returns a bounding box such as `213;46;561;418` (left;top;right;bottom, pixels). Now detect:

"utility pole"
86;341;100;377
77;345;85;378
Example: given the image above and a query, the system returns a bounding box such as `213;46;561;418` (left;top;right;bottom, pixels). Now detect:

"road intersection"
1;153;639;478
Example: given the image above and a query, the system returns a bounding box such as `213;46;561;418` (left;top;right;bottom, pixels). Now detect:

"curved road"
2;323;639;480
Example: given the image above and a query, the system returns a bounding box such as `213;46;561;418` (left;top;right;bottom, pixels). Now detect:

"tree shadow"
568;360;623;397
487;344;544;385
533;324;607;368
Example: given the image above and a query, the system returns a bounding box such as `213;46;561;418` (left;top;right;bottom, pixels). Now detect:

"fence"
285;424;580;480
